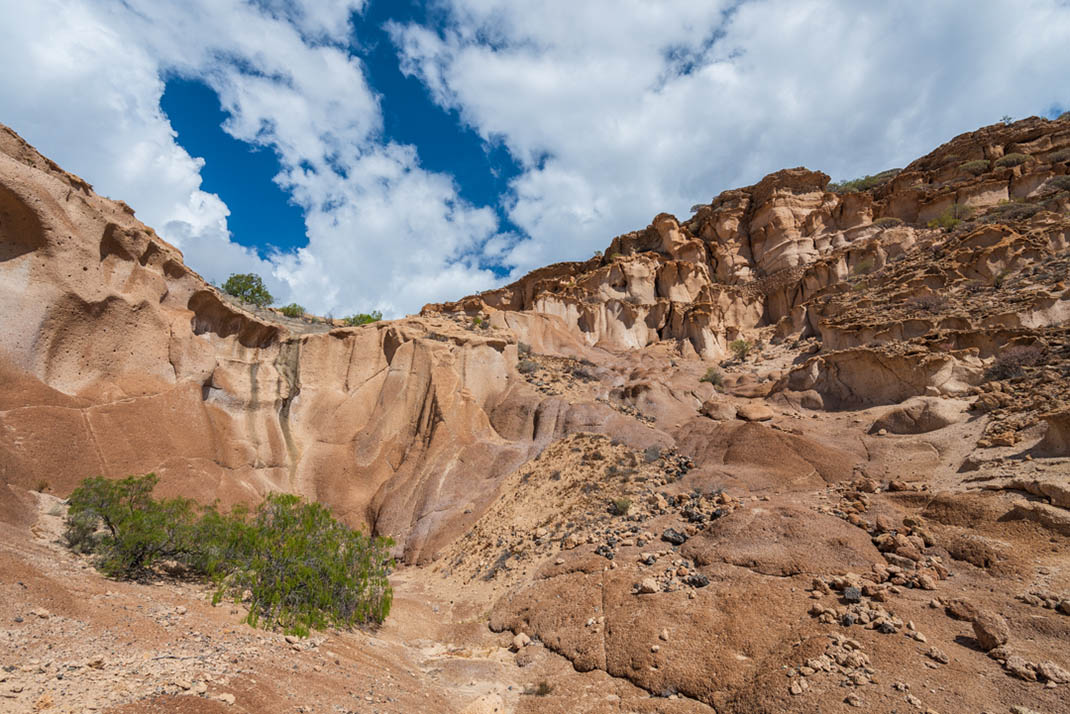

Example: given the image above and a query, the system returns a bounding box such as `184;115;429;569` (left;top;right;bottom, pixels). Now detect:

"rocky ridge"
1;117;1069;713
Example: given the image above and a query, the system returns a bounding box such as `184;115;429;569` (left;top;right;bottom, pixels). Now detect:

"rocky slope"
1;117;1069;713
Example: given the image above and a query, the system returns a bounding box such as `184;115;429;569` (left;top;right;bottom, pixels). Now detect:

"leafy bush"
994;153;1031;168
827;168;901;194
699;367;723;387
279;303;305;318
344;311;382;326
518;342;532;356
220;494;393;635
610;498;632;516
65;475;394;635
959;159;991;176
986;344;1046;380
1048;148;1070;164
517;359;538;374
643;446;661;463
728;339;751;362
223;273;273;307
873;217;903;228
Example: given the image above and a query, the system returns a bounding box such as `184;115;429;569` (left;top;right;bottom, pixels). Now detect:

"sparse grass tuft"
610;498;632;516
905;295;950;313
994;153;1031;168
827;168;901;194
728;339;752;362
959;159;991;176
699;367;723;387
850;257;875;276
517;359;538;374
524;681;553;696
986;344;1046;380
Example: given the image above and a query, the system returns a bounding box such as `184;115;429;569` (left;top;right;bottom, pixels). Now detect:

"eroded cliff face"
3;118;1070;714
0;125;624;563
427;115;1070;416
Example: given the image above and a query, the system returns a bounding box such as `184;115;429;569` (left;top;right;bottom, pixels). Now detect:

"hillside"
1;117;1068;713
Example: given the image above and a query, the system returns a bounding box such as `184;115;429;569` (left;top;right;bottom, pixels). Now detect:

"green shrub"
873;217;903;228
1048;148;1070;163
610;498;632;516
927;203;972;231
827;168;901;194
1046;175;1070;192
518;342;532;356
980;201;1042;224
517;359;538;374
222;273;273;307
279;303;305;318
344;311;382;326
65;475;394;635
994;153;1031;168
699;367;723;387
959;159;991;176
64;474;199;577
728;339;751;362
928;213;960;231
220;494;393;635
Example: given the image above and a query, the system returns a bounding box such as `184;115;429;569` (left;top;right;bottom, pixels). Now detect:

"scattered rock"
661;528;688;546
736;404;774;422
972;611;1010;651
1037;661;1070;684
637;578;659;594
1004;655;1037;681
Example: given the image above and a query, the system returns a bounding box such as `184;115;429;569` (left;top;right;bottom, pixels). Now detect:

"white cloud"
3;0;1069;318
391;0;1070;275
0;0;504;316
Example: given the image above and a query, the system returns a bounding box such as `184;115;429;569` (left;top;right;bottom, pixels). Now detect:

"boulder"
700;399;736;421
736;404;774;422
972;611;1010;651
868;396;968;434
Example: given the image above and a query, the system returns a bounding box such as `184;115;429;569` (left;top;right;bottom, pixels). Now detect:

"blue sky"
2;0;1069;316
160;1;522;262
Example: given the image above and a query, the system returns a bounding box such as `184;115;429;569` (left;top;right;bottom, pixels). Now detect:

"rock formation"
2;116;1069;713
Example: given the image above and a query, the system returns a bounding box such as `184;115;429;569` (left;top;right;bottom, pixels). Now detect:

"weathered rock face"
0;124;595;563
427;116;1070;432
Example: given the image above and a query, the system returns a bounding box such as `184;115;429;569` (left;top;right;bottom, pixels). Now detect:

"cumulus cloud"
3;0;1069;316
390;0;1070;275
0;0;504;316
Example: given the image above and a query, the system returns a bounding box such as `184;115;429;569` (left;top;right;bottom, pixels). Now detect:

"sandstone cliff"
2;118;1069;714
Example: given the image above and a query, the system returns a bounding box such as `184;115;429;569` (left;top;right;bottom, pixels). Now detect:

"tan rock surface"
2;117;1070;713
